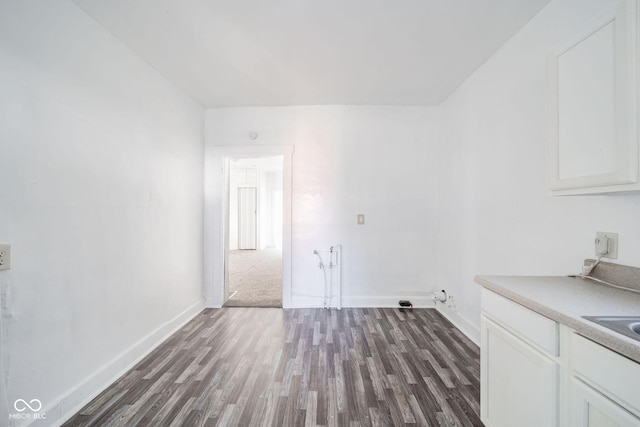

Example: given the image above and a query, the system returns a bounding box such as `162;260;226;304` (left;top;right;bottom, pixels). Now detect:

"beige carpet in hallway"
225;249;283;307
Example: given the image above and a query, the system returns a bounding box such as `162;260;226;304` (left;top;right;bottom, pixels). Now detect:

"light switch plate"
357;214;365;225
0;244;10;271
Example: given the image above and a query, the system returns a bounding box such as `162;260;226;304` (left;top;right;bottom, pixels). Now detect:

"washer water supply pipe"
313;246;342;309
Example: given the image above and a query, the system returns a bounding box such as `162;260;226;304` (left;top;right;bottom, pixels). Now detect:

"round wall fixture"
248;131;258;140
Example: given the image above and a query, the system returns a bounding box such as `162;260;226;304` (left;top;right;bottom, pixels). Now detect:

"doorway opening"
224;156;283;307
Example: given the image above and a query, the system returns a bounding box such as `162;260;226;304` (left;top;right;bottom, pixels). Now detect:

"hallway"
224;249;283;307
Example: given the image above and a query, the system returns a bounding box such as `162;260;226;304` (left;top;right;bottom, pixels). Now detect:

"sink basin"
583;316;640;342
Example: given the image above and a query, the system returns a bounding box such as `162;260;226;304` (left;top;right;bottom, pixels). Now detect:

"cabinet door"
547;0;639;195
481;317;558;427
571;378;640;427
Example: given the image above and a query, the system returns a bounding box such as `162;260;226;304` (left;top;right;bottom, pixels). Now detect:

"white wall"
0;1;205;425
206;106;440;307
436;0;640;340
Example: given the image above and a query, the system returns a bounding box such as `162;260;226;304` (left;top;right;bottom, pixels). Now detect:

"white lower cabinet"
570;333;640;426
481;288;640;427
571;378;640;426
480;288;559;427
481;317;558;427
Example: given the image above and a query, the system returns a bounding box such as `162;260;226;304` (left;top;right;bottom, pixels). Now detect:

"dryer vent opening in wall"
433;290;447;303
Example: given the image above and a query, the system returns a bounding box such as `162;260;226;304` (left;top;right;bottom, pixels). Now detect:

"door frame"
204;145;293;308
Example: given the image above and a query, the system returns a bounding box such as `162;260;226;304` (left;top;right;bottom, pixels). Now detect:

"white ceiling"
73;0;550;108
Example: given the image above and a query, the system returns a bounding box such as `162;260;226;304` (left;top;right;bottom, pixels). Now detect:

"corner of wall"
434;302;480;346
50;300;205;426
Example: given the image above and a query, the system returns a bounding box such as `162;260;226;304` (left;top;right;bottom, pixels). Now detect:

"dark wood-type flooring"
63;308;482;426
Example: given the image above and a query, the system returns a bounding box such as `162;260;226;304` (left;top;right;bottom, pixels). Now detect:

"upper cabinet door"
547;0;639;195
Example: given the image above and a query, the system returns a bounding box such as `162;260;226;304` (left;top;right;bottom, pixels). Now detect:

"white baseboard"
41;299;205;427
434;302;480;346
288;295;435;309
342;295;434;308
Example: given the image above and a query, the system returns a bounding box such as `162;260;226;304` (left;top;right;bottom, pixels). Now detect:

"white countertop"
475;275;640;363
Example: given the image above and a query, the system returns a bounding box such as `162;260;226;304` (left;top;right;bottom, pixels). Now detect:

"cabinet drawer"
481;288;558;356
571;333;640;417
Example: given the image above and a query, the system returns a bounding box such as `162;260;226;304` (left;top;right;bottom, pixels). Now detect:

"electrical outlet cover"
0;244;10;271
595;232;618;259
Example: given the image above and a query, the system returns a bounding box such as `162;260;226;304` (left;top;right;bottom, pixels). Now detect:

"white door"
238;187;257;250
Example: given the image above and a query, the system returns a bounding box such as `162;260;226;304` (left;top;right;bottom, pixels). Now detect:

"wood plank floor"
63;308;482;426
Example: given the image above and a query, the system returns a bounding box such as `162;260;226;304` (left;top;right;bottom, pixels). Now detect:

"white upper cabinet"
547;0;639;195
